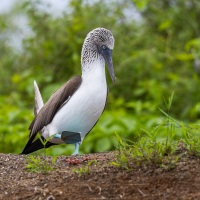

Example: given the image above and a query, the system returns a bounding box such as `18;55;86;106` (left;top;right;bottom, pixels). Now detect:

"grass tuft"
112;93;200;170
72;160;97;176
25;155;57;174
25;135;57;173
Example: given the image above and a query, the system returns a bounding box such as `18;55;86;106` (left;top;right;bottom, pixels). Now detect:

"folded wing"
21;76;82;154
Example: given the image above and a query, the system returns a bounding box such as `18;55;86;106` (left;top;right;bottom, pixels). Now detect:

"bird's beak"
102;49;116;83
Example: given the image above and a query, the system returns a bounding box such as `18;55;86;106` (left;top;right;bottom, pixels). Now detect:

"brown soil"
0;151;200;200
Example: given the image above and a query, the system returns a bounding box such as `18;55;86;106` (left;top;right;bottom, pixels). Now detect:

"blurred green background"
1;0;200;155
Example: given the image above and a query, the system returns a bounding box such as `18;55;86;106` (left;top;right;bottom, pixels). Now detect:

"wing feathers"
21;76;82;154
30;76;82;138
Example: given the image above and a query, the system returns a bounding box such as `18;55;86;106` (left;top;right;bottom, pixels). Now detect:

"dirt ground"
0;151;200;200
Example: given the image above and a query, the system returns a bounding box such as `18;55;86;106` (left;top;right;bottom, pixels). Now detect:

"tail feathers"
21;136;56;154
34;80;44;116
21;81;49;155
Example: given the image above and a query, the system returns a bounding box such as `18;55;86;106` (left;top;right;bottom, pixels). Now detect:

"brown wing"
29;76;82;138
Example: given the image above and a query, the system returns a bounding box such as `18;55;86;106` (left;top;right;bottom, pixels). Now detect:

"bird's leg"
72;142;81;155
60;131;82;155
53;133;61;139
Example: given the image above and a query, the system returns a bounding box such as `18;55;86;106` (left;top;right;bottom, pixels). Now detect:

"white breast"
43;61;107;143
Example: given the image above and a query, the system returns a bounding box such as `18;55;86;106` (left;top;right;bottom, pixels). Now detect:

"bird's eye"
102;45;107;50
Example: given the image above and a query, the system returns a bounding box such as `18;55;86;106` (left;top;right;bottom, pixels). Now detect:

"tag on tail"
61;131;81;144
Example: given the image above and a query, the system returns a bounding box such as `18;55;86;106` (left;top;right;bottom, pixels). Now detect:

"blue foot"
72;142;81;155
61;131;81;144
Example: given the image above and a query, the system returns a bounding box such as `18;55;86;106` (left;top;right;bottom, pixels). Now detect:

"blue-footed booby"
21;27;115;155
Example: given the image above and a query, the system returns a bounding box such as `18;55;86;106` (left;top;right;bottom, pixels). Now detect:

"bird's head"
81;28;115;83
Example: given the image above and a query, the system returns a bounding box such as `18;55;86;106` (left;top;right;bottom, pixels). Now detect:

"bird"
21;27;115;155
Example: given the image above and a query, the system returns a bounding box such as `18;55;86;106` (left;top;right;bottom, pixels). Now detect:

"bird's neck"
81;58;106;84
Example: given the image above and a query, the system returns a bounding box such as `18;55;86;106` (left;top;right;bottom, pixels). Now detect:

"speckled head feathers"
86;28;115;50
81;28;114;68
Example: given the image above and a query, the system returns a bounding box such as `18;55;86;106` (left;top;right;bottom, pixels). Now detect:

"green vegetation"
25;155;57;174
112;100;200;169
1;0;200;155
25;135;57;173
72;160;98;176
